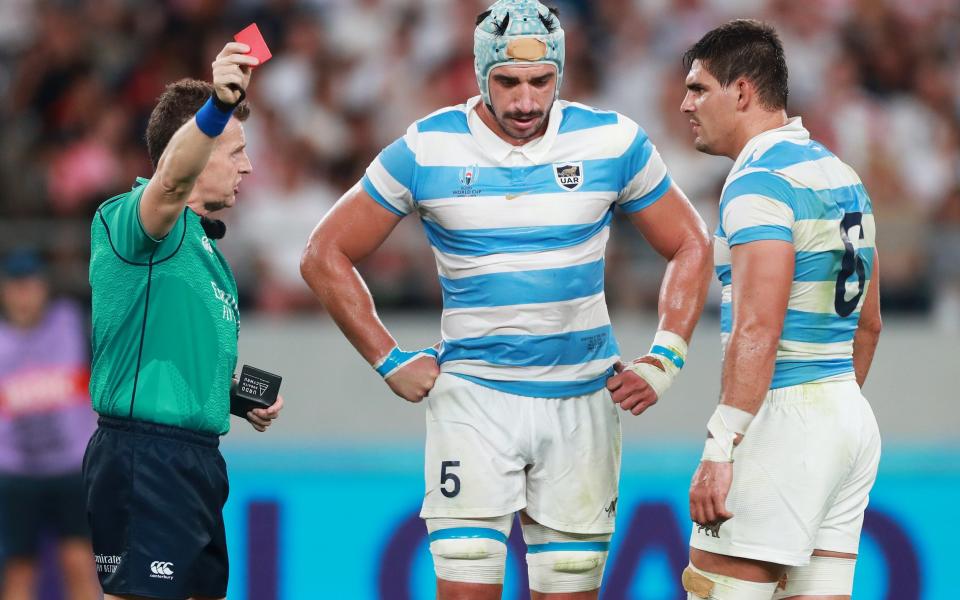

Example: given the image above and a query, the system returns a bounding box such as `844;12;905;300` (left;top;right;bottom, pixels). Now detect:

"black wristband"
212;87;246;112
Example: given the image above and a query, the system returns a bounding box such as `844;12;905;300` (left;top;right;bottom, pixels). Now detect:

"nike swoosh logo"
505;192;530;200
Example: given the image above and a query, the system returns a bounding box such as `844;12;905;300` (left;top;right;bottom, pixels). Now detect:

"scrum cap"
474;0;565;105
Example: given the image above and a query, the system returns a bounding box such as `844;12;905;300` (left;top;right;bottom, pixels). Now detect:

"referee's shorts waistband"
96;416;220;448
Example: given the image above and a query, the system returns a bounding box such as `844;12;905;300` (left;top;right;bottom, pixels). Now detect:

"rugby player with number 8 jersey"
679;20;882;600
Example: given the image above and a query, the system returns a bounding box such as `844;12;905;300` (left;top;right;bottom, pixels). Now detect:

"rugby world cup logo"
458;165;479;187
554;161;584;191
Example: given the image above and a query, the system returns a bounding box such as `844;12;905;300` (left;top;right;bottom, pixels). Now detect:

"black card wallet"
230;365;282;418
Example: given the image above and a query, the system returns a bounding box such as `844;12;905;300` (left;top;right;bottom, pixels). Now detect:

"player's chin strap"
624;330;688;399
701;404;755;463
373;345;439;380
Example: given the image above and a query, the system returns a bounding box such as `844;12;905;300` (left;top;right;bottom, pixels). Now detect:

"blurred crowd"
0;0;958;324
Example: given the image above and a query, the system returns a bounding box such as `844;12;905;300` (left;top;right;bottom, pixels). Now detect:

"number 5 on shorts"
441;460;461;498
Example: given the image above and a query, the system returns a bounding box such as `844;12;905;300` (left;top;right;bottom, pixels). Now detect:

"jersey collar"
731;116;809;174
465;95;563;165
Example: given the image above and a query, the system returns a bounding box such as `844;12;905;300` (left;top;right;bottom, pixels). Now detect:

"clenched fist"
211;42;259;105
386;355;440;403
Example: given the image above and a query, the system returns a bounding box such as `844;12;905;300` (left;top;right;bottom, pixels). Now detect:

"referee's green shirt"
89;178;239;434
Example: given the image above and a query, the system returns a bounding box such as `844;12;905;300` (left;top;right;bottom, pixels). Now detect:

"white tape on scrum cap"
702;404;755;462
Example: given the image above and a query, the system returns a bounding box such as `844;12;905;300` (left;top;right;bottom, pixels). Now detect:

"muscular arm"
140;121;219;239
140;43;256;239
607;184;712;415
301;185;439;402
721;240;794;415
626;184;713;341
853;250;882;387
300;185;403;364
689;241;793;526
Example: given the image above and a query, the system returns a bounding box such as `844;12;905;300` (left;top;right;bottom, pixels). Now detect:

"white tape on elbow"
703;405;755;462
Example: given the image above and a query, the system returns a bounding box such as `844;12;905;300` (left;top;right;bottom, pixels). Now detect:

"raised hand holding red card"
234;23;272;66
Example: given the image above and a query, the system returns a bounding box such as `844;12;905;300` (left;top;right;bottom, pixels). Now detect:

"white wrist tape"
701;437;732;463
702;405;755;463
625;330;688;399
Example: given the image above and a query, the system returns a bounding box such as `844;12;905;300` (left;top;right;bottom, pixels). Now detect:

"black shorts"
0;471;90;558
83;416;229;599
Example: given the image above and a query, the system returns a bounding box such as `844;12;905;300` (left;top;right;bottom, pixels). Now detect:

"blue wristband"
650;344;685;369
374;346;439;379
194;95;234;138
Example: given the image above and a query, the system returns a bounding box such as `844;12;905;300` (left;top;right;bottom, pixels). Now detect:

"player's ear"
734;77;752;112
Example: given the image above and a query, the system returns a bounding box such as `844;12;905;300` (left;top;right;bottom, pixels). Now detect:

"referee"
84;42;283;600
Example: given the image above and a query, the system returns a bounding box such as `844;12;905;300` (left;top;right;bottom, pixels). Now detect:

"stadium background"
0;0;957;598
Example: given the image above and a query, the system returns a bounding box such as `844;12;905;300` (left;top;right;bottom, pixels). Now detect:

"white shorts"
420;373;621;534
690;379;881;566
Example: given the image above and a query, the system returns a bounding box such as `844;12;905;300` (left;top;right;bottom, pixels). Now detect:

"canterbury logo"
150;561;174;576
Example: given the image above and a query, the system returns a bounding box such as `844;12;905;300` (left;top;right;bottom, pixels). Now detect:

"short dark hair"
683;19;788;111
145;79;250;169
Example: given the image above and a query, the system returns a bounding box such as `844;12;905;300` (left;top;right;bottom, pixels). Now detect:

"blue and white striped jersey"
715;118;876;389
363;96;672;398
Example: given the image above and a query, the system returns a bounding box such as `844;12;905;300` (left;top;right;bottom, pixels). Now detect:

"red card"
234;23;272;66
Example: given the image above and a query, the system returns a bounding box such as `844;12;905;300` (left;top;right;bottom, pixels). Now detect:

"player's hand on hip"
688;459;734;527
606;359;661;415
386;355;440;404
247;394;284;432
212;42;259;105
